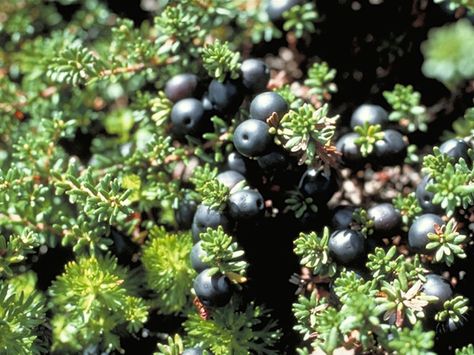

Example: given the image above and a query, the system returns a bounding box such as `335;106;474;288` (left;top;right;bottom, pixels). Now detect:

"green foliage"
199;226;248;280
426;219;468;265
456;344;474;355
0;280;46;355
354;122;385;157
352;208;375;236
304;61;337;102
284;189;319;218
292;291;328;340
422;148;474;216
142;227;194;314
201;40;241;82
155;334;186;355
190;164;230;209
435;295;470;323
0;229;41;277
393;192;422;227
375;268;437;326
333;271;377;303
274;84;304;109
388;321;435;355
383;84;428;132
184;302;282;355
283;3;318;38
293;227;338;277
272;103;339;166
422;20;474;89
434;0;474;13
446;107;474;139
49;255;148;352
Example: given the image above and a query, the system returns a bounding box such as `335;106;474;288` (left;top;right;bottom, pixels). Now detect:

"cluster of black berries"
336;104;408;169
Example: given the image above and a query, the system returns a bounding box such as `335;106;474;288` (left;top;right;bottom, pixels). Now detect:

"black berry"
408;213;444;253
182;348;203;355
226;151;250;176
329;229;366;266
171;98;207;138
241;59;270;93
216;170;246;190
416;176;442;214
367;203;401;237
336;132;364;168
233;119;273;158
332;206;355;230
208;78;244;116
266;0;301;23
228;189;265;220
257;150;288;172
192;204;232;242
373;129;407;166
423;274;453;313
175;199;198;230
439;138;470;162
298;168;339;204
350;104;389;130
190;241;210;273
165;73;199;102
193;269;233;307
249;91;288;121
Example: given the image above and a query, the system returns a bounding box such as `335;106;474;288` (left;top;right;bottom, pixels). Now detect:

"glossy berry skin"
165;73;199;102
216;170;245;190
182;348;203;355
208;79;244;116
233;119;273;158
350;104;389;129
298;168;338;204
408;213;444;253
257;150;287;172
241;59;270;93
422;274;453;312
175;199;197;230
332;206;355;230
367;203;401;237
249;92;288;121
226;151;249;176
193;269;232;307
190;241;209;273
416;176;442;214
192;204;231;242
373;129;407;166
228;189;265;220
266;0;301;23
171;98;207;138
328;229;366;266
336;132;363;168
439;139;470;162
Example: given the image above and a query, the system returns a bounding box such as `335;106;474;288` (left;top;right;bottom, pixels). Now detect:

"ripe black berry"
332;206;355;230
422;273;453;312
266;0;301;23
165;73;199;102
175;199;197;230
328;229;366;266
241;59;270;93
193;269;233;307
336;132;363;168
182;348;203;355
439;138;470;162
192;204;232;242
208;78;244;116
190;241;209;273
408;213;444;253
367;203;401;237
298;168;339;204
249;91;288;121
216;170;246;190
233;119;273;158
350;104;389;130
226;151;249;176
257;150;288;172
228;189;265;220
171;98;207;138
416;176;442;214
373;129;407;166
